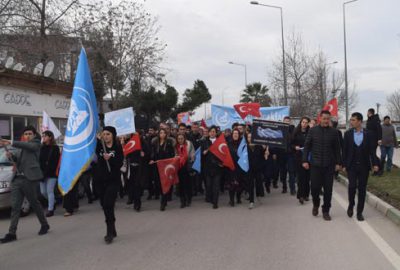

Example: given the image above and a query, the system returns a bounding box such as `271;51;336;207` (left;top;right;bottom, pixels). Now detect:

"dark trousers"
80;170;93;201
9;177;48;235
205;173;221;206
287;155;297;192
278;154;288;189
178;168;192;205
148;165;161;198
63;182;79;213
271;159;280;186
160;188;172;207
247;172;264;203
296;163;310;199
128;166;142;208
98;182;119;224
310;166;334;213
347;165;369;214
193;172;204;195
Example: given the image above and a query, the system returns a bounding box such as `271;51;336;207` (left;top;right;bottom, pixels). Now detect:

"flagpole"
100;138;111;172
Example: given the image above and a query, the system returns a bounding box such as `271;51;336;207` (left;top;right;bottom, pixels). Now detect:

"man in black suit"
343;112;379;221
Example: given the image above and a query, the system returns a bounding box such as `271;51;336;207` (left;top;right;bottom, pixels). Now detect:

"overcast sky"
142;0;400;121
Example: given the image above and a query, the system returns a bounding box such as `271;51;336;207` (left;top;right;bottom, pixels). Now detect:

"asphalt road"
1;181;400;270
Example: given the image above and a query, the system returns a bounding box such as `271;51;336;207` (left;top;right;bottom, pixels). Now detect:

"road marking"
333;190;400;269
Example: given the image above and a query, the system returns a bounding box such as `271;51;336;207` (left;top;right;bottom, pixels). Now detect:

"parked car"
0;147;30;215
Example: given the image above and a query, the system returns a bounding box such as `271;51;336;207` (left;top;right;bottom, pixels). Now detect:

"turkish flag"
317;98;338;123
157;157;180;194
123;133;142;156
234;103;261;119
208;134;235;170
201;119;207;129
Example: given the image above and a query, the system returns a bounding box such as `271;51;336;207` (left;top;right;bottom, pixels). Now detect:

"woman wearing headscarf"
95;126;124;244
227;128;245;207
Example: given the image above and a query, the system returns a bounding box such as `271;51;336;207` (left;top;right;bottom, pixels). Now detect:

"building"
0;69;72;141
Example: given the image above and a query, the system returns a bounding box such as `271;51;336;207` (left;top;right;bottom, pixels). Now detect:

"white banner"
42;111;62;139
104;107;136;136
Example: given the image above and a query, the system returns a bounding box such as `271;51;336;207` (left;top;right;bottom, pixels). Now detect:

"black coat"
95;140;124;184
39;144;60;178
201;138;224;176
343;129;379;171
127;137;150;188
291;128;309;163
303;125;342;167
366;114;382;143
247;145;265;173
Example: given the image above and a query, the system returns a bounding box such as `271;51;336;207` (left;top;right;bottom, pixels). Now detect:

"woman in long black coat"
227;129;245;207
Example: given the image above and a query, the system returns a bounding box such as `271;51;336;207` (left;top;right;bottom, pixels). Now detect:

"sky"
142;0;400;121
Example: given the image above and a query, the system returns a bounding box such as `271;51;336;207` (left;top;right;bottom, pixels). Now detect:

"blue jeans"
380;146;394;171
40;177;57;211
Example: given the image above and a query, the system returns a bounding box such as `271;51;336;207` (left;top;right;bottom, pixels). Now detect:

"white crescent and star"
238;105;249;113
164;164;176;180
218;143;228;155
327;104;334;112
125;140;136;152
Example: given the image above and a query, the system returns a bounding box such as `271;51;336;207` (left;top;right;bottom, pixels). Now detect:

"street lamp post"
228;61;247;87
343;0;359;129
250;1;288;106
322;61;338;107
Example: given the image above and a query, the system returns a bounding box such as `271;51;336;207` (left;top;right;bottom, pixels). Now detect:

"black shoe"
187;201;192;207
213;204;218;209
266;186;271;194
312;206;319;217
180;202;186;209
347;207;354;218
46;210;54;217
282;189;287;194
273;183;278;189
88;198;93;204
229;201;234;207
104;235;113;244
147;195;153;200
305;197;310;201
290;190;296;196
155;195;160;200
0;233;17;244
160;205;166;211
323;212;332;221
236;199;242;204
38;224;50;235
357;213;365;221
299;198;304;205
126;200;133;205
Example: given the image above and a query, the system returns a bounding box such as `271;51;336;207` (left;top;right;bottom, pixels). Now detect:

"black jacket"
150;138;175;161
343;129;379;171
303;125;342;167
291;128;309;162
39;144;60;178
95;140;124;184
201;138;224;176
247;145;265;173
366;114;382;142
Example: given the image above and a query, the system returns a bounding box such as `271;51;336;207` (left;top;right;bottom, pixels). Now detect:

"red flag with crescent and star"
123;133;142;156
208;134;235;170
233;103;261;120
157;157;180;194
317;98;338;123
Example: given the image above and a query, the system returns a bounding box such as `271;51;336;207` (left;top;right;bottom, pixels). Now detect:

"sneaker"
64;212;72;217
0;233;17;244
249;202;254;209
38;224;50;235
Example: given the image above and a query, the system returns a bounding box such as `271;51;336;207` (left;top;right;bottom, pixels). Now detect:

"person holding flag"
95;126;124;244
246;132;270;209
149;128;176;211
175;134;195;208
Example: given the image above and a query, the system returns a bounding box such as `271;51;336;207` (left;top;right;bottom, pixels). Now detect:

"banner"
251;119;290;149
58;48;99;195
177;112;191;125
123;133;142;156
104;107;136;136
211;104;290;130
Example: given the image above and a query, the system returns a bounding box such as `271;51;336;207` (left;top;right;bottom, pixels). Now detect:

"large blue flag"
58;48;99;195
192;147;202;173
211;104;290;130
237;136;249;172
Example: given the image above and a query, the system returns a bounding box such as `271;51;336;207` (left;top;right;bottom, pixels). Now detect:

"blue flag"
238;137;249;172
192;147;202;173
58;48;99;195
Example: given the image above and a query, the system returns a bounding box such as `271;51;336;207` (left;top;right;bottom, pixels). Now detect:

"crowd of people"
0;107;395;245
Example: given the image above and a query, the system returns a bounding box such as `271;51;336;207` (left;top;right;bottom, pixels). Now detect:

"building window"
27;116;39;132
12;116;25;141
0;115;11;140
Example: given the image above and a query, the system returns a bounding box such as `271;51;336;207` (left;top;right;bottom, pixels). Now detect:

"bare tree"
387;90;400;121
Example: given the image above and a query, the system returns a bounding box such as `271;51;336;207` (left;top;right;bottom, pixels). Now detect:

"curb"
337;174;400;226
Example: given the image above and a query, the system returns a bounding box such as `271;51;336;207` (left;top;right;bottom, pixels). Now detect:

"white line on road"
333;191;400;270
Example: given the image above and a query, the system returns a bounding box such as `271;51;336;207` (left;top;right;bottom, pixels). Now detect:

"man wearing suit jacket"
0;126;49;244
343;113;379;221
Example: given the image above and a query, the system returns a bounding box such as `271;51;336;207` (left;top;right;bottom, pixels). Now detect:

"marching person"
366;108;382;176
175;133;195;208
303;111;342;221
343;113;379;221
291;117;310;204
379;116;398;174
246;132;269;209
201;126;224;209
39;130;61;217
149;128;176;211
95;126;124;244
227;129;245;207
0;126;50;244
